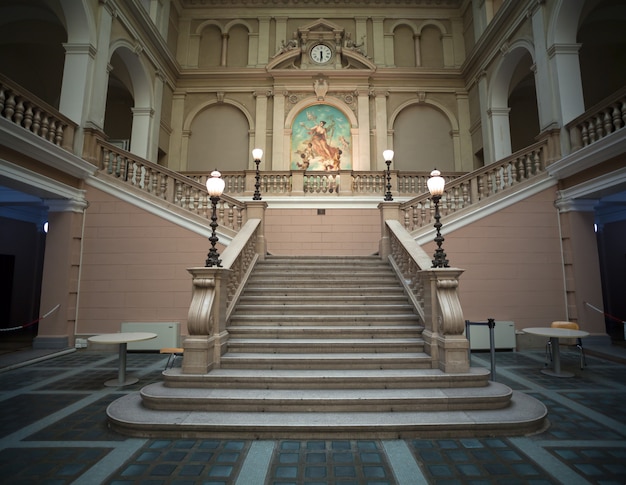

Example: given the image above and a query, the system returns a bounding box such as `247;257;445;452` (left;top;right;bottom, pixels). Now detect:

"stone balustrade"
568;86;626;150
0;73;76;151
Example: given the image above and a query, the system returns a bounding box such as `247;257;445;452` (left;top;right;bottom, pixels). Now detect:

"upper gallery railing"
183;170;465;198
83;130;247;232
567;86;626;150
0;73;76;151
398;139;549;233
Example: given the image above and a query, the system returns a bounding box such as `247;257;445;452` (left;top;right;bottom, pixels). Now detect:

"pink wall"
76;187;213;336
264;208;381;256
427;188;567;330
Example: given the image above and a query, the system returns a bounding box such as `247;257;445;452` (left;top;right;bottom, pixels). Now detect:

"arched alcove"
392;104;455;172
198;24;222;68
393;24;416;67
187;104;250;171
508;52;539;153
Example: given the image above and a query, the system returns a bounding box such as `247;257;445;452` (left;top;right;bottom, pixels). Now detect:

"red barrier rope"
584;301;625;324
0;304;60;332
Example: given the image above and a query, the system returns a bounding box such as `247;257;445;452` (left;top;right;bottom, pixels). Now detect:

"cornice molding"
181;0;461;7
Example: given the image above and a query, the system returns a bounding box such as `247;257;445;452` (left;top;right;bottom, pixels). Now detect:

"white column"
374;90;389;170
530;3;556;130
455;92;473;171
253;91;268;169
177;18;192;67
130;107;154;160
168;92;186;170
451;17;465;67
148;72;166;163
272;90;287;170
372;17;385;66
489;107;512;161
357;88;371;170
220;33;228;67
414;34;421;67
476;71;494;164
442;34;454;68
257;17;271;66
59;43;96;127
472;0;486;41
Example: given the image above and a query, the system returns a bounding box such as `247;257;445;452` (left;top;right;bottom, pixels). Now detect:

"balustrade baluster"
4;93;16;119
47;120;57;142
13;98;24;125
612;104;623;129
0;87;5;114
580;123;589;146
227;205;234;229
620;99;626;128
603;109;613;135
533;150;542;174
524;154;533;178
486;171;494;196
23;104;33;131
495;168;502;192
40;115;49;139
477;175;485;200
174;180;183;205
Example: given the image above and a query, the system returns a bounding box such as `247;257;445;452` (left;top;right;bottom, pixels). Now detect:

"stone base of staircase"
107;371;548;439
106;256;548;438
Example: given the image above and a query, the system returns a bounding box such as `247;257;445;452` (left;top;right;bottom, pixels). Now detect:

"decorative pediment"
267;18;375;72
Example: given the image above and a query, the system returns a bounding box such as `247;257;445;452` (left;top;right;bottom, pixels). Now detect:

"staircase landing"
107;256;548;438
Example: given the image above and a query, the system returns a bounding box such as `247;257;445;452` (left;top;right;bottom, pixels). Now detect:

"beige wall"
264;208;380;256
76;186;215;336
424;188;568;331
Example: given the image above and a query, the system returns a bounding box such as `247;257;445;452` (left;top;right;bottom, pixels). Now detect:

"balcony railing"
85;130;247;232
399;140;548;233
567;86;626;150
183;170;464;198
0;73;76;151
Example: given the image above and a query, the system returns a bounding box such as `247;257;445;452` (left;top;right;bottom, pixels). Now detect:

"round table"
88;332;157;386
523;327;589;377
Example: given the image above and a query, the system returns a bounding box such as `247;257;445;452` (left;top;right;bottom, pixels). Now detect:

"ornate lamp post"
252;148;263;200
383;149;394;201
427;168;449;268
205;170;225;267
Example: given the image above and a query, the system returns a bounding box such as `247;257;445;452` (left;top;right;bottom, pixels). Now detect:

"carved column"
421;268;469;373
183;267;232;374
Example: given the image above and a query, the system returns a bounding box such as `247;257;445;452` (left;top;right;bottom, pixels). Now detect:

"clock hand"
320;51;323;62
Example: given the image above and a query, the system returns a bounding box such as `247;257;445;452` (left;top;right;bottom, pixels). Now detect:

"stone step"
139;381;513;413
219;352;433;370
226;325;423;339
107;391;548;439
246;277;400;288
161;367;491;390
239;294;410;304
242;287;407;296
233;303;416;315
227;314;421;326
227;338;424;354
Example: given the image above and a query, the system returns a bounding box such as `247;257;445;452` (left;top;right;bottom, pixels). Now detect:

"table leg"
541;337;574;378
104;342;139;387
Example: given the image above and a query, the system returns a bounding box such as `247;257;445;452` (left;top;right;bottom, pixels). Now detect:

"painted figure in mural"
292;105;351;171
299;120;342;170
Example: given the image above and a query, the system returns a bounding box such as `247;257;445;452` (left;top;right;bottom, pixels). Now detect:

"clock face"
310;44;332;64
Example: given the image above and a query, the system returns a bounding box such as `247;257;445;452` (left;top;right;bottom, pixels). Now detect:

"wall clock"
310;43;333;64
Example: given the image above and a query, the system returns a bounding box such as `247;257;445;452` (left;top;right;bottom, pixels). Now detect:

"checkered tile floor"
0;348;625;484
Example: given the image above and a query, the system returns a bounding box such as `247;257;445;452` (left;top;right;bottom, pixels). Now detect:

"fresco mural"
291;104;352;171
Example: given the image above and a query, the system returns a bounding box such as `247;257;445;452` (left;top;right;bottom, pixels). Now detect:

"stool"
160;347;184;369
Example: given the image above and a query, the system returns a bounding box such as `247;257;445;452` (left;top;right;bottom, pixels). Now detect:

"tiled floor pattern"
0;349;625;484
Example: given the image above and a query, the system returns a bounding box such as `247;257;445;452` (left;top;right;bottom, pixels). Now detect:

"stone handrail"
183;169;464;198
399;140;548;233
567;86;626;150
85;131;247;232
0;73;76;151
184;218;262;374
386;219;468;373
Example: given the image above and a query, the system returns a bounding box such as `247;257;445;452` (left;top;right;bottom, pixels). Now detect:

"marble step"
219;352;433;370
227;338;424;354
227;314;421;326
226;325;423;339
232;303;416;315
139;381;513;413
107;391;548;439
161;367;492;390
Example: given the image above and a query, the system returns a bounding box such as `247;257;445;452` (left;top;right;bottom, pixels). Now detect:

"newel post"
421;268;469;373
378;202;402;259
245;200;268;261
183;267;232;374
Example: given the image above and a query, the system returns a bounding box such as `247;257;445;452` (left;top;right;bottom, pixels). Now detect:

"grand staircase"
107;256;547;438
